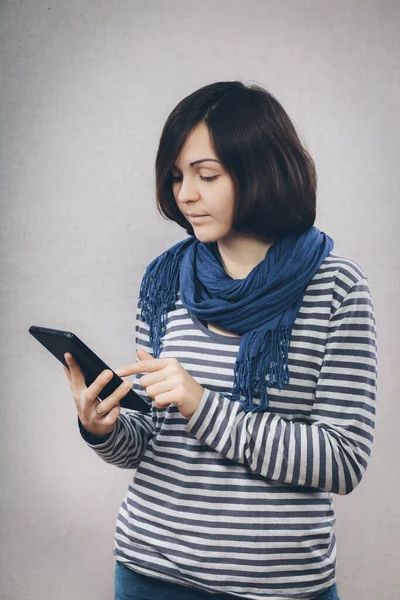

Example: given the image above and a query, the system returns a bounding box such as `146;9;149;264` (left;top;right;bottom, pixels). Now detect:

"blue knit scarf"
138;225;334;412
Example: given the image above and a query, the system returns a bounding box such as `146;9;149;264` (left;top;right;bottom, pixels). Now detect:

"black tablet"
29;325;150;413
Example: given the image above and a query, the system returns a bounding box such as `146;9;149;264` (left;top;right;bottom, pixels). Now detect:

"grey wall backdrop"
1;1;398;598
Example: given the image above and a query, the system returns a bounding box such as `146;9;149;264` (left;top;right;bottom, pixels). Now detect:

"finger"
62;365;73;390
115;359;167;377
154;390;175;409
85;368;115;404
113;366;130;376
93;380;131;416
143;379;172;398
114;363;141;376
101;403;121;425
137;348;153;358
62;364;71;381
64;353;86;390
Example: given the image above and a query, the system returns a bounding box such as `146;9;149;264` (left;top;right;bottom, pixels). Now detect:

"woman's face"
171;122;236;243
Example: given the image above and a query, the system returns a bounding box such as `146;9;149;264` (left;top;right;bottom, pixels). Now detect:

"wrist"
78;417;114;445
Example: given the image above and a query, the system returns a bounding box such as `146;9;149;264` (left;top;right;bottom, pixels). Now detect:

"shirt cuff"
78;416;118;447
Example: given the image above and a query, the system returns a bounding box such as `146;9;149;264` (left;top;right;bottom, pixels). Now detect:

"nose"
174;176;200;206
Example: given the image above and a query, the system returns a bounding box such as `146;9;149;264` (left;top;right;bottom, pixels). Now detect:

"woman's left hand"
114;348;204;419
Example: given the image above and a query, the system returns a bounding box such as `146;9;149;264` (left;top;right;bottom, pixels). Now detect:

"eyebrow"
172;158;221;168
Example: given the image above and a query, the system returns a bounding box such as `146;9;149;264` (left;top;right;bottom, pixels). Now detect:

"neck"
217;232;274;279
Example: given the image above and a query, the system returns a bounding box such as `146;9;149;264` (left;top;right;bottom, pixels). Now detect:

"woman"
63;81;377;600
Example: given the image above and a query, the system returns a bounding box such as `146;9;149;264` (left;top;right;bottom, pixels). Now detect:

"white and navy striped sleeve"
185;277;377;495
79;301;155;469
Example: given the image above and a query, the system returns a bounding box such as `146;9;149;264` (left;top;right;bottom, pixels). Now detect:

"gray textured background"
1;1;398;598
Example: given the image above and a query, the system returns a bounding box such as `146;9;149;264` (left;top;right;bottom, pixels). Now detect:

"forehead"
174;122;217;168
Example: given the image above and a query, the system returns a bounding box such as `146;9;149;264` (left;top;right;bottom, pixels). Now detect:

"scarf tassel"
229;325;291;413
139;249;184;358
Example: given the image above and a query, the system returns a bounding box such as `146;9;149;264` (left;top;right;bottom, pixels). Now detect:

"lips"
187;214;209;218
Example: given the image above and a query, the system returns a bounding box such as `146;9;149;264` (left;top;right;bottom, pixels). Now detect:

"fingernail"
103;371;112;381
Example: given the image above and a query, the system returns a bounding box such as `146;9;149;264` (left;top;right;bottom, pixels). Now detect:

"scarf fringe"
229;325;291;412
139;243;188;358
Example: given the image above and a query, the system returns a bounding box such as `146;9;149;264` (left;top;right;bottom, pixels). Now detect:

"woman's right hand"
62;352;132;438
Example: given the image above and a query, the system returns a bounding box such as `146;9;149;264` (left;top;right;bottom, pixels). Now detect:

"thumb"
137;348;153;359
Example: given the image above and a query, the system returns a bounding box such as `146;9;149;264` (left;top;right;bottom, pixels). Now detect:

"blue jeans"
114;561;340;600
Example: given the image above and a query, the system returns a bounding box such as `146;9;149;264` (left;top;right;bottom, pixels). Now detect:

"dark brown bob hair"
155;80;316;239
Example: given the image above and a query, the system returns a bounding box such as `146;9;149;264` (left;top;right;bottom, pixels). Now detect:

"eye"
170;175;218;183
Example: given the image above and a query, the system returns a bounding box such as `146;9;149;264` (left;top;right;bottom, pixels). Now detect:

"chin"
192;226;227;244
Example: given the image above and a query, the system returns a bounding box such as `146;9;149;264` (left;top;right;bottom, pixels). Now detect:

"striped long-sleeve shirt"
79;251;377;600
